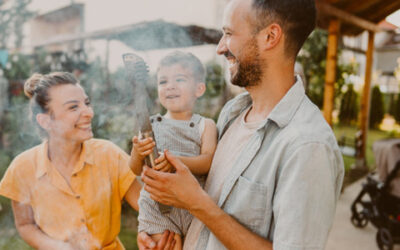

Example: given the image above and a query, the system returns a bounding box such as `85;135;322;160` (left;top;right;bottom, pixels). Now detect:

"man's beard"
231;39;263;87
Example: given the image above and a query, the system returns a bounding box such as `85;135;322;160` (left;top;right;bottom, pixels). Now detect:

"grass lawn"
332;124;400;171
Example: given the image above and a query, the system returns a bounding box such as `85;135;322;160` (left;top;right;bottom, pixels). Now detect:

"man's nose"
216;37;227;55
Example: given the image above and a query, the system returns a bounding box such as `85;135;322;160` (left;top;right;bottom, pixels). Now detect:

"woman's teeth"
76;124;91;129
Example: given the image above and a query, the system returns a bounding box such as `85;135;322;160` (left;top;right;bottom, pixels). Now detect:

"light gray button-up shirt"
189;76;344;250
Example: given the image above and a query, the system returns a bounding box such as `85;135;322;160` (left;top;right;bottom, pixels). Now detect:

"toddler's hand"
154;150;174;173
131;136;156;161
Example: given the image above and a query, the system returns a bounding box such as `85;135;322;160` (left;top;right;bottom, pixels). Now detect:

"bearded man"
139;0;344;249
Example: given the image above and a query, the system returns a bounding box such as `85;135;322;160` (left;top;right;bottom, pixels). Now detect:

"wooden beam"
358;31;375;169
317;1;381;33
363;1;400;23
342;0;381;15
323;19;340;126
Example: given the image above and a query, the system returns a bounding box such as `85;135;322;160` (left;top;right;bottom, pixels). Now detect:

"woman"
0;72;141;250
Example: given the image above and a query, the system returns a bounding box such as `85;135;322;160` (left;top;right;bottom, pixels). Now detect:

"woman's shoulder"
6;143;43;175
14;143;43;163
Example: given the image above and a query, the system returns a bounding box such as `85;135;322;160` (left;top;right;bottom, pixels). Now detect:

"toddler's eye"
176;78;186;83
159;80;167;85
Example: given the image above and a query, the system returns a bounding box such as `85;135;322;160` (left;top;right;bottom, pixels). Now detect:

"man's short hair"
158;51;206;83
251;0;316;58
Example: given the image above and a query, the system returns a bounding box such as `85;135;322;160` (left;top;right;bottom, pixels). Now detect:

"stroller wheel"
351;214;368;228
376;227;393;250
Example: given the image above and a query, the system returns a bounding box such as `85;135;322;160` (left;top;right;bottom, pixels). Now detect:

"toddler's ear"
195;82;206;98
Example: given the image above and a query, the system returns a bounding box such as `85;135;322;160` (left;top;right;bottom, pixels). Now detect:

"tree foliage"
298;29;358;109
0;0;34;49
204;62;226;98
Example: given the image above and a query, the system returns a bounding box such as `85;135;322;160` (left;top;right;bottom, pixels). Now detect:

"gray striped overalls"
138;114;206;236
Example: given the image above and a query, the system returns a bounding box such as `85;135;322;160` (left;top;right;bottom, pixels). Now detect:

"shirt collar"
267;75;305;128
227;75;305;130
35;141;51;179
35;140;95;179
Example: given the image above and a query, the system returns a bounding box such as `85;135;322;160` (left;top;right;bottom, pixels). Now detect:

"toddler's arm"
129;136;156;175
178;118;217;175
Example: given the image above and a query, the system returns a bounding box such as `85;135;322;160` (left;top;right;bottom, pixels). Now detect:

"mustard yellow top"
0;138;135;250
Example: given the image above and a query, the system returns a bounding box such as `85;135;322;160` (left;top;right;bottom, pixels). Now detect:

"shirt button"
81;218;85;223
72;173;77;177
75;195;81;199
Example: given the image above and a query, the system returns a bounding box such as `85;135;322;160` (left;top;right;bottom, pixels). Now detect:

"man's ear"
195;82;206;98
259;23;282;51
36;113;51;131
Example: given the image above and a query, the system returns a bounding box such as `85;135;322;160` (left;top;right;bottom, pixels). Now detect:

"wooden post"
323;19;340;126
357;31;375;169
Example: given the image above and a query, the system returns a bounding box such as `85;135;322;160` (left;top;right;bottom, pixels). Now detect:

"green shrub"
339;84;359;125
369;85;385;129
394;92;400;124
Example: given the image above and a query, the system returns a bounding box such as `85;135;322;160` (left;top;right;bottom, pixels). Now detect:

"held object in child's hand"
122;53;159;169
139;130;159;169
123;53;171;214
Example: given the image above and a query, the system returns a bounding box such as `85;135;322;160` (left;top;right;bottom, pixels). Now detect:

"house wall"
342;30;400;93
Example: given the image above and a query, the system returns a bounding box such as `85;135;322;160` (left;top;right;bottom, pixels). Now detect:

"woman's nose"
83;106;94;118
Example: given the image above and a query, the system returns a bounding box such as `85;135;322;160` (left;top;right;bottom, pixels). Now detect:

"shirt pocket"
223;176;269;234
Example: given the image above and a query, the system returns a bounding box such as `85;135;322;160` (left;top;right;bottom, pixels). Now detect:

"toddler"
130;51;218;249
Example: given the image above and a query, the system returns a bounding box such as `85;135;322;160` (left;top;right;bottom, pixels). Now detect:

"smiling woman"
0;72;142;250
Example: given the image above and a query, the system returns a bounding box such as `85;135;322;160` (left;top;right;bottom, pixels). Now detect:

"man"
139;0;344;249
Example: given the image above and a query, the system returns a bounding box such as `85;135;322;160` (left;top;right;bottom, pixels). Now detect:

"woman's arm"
11;201;73;250
178;118;217;175
124;178;142;211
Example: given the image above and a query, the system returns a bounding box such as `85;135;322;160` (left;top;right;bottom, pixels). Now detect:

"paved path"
326;178;400;250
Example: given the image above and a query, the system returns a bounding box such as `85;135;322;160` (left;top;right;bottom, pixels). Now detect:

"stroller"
351;160;400;250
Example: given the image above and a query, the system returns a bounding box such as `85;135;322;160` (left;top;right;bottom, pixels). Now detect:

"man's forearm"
190;192;273;250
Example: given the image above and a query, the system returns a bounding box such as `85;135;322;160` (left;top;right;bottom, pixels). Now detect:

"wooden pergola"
316;0;400;169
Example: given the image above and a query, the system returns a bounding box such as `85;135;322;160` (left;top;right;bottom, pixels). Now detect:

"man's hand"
141;150;206;211
137;231;175;250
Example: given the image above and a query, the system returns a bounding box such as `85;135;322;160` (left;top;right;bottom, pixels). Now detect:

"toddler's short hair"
158;51;206;83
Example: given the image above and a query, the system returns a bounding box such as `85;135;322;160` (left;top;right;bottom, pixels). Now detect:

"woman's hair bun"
24;73;43;99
